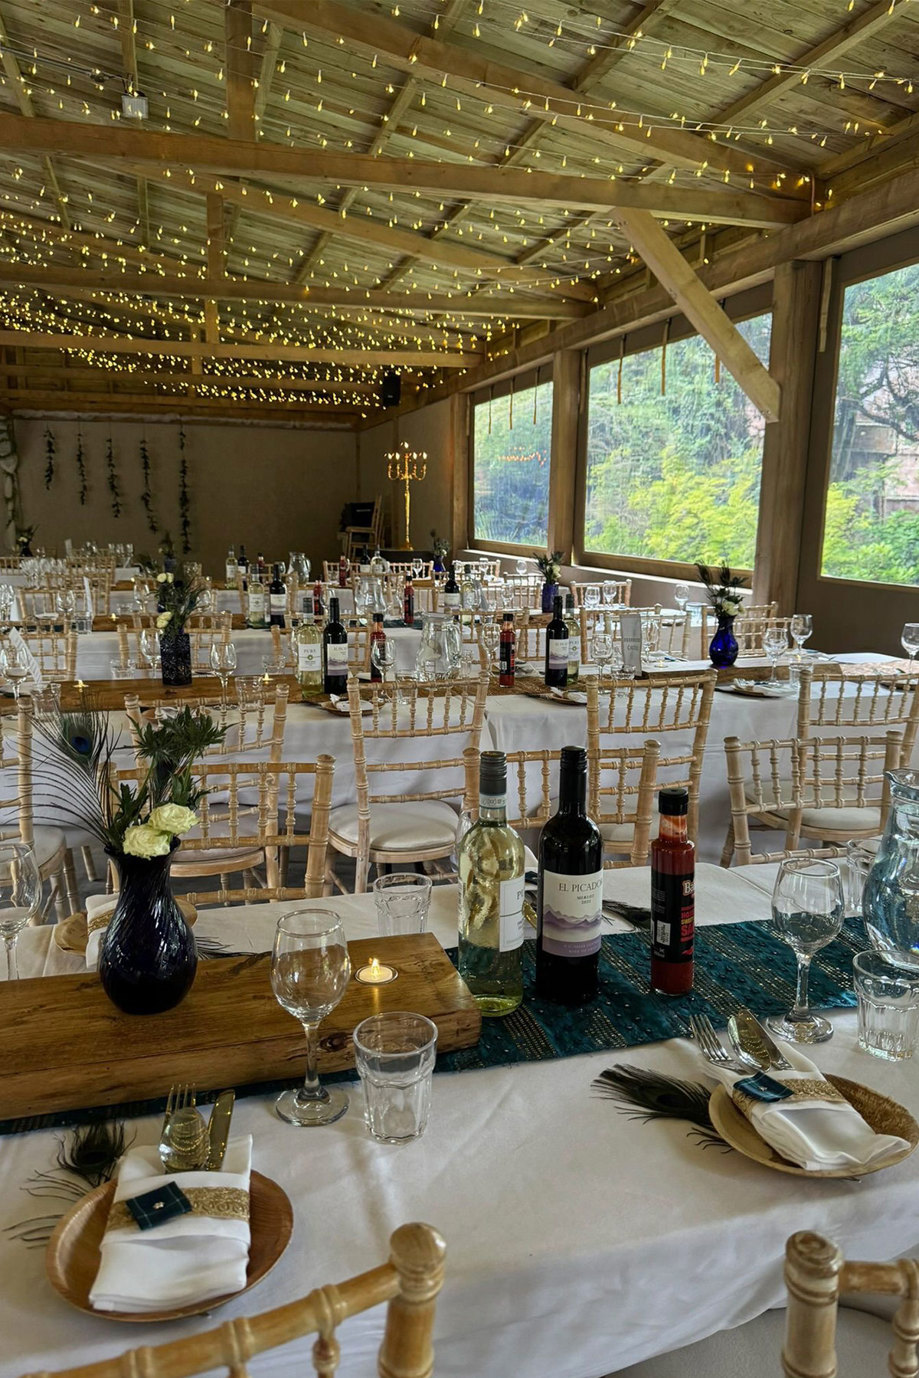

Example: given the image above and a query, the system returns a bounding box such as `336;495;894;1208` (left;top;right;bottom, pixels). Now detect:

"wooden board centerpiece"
0;933;480;1120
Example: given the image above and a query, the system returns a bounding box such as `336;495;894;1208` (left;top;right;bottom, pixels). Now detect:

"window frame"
468;365;554;554
573;284;773;579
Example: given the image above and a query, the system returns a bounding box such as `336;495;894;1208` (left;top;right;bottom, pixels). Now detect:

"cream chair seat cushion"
172;816;263;870
744;780;881;833
329;800;459;853
615;1304;891;1377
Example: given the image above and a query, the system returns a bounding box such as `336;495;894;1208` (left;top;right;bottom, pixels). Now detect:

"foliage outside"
473;381;552;545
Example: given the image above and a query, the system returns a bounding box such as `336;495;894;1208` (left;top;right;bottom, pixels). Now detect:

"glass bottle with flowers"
430;530;450;575
696;561;747;667
156;566;204;686
33;702;226;1013
534;549;564;614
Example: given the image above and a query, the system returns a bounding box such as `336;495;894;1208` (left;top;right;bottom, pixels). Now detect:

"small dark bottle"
238;544;249;591
312;578;324;619
442;563;460;613
256;552;266;579
544;594;569;689
338;555;349;587
269;563;286;627
499;612;515;687
650;786;695;996
403;577;415;626
536;746;603;1006
370;612;386;681
323;595;348;695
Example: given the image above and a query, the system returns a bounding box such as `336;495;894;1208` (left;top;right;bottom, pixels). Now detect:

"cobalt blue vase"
708;614;738;667
541;582;558;614
99;846;197;1015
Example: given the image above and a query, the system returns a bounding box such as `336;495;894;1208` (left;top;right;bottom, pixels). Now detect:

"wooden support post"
613;208;782;424
225;0;255;142
752;260;822;614
450;392;470;554
206;193;226;278
782;1232;843;1378
547;351;579;564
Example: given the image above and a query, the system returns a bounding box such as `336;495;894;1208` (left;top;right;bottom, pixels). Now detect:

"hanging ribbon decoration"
106;432;121;518
178;424;191;554
75;428;87;505
661;321;669;397
43;427;55;491
0;415;21;551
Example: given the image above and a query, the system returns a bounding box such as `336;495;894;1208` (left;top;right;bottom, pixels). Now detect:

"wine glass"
210;640;238;700
762;625;789;687
480;619;500;672
790;613;813;661
602;581;616;609
411;557;423;580
270;909;352;1126
371;636;396;694
138;627;159;674
0;842;42;979
902;622;919;672
584;584;600;611
674;583;690;612
515;558;528;576
5;645;31;701
592;625;614;678
133;579;150;614
767;858;844;1044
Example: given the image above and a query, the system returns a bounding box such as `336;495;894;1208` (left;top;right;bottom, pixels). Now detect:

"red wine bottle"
322;595;348;694
544;594;569;689
442;563;460;613
338;555;349;587
312;578;324;619
370;612;386;681
499;612;515;686
403;577;415;626
269;563;286;627
536;746;603;1005
650;786;695;996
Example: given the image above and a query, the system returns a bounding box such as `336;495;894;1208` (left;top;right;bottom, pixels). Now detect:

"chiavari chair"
13;628;77;681
722;729;902;865
124;682;289;761
570;578;632;609
0;703;78;918
796;662;919;756
700;601;783;657
328;673;488;893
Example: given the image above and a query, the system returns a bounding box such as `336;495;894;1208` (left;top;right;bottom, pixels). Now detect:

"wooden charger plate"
54;900;197;955
46;1171;292;1322
709;1074;919;1179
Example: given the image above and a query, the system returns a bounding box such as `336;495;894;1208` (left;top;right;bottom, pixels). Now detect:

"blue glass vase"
541;582;558;614
862;770;919;972
99;846;197;1014
708;614;738;667
432;556;445;574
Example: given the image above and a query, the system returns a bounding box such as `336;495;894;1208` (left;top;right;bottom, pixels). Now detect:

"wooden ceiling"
0;0;915;426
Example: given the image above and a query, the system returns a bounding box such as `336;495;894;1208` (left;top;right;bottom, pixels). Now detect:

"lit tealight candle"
76;679;86;692
354;956;398;985
263;671;271;683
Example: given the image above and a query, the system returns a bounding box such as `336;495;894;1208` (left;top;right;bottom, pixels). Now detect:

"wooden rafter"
0;363;379;395
0;389;362;421
225;0;255;142
0;331;480;366
0;5;70;230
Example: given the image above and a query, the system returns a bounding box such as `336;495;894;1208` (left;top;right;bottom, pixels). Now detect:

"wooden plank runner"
58;674;305;711
0;932;481;1120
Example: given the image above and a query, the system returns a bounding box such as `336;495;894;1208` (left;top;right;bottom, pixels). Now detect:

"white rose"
721;598;742;616
148;804;197;836
156;611;172;631
122;824;172;858
156;572;168;583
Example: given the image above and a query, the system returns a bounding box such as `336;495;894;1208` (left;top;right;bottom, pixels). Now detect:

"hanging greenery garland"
43;427;55;490
75;428;87;505
106;433;121;518
178;424;191;554
139;433;157;535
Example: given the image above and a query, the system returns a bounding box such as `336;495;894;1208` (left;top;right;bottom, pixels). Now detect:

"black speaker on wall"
380;370;401;407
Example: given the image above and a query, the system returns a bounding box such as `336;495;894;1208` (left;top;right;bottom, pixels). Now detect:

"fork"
688;1014;758;1074
159;1084;209;1173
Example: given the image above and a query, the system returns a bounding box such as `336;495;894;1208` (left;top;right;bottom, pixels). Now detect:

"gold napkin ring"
107;1186;249;1233
732;1078;847;1117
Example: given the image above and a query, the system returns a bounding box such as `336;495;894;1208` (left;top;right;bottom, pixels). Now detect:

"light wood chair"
328;674;488;893
20;1221;445;1378
514;608;549;664
797;662;919;756
617;1231;919;1377
571;578;632;608
344;494;384;560
124;682;289;761
722;729;903;865
497;574;543;612
6;703;80;917
587;671;715;849
701;601;784;657
12;629;77;682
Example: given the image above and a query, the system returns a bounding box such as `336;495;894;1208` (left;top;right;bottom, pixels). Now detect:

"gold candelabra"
386;439;427;551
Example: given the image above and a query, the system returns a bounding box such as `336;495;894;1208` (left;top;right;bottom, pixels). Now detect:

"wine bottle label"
248;592;265;614
479;792;505;813
270;594;286;613
499;874;525;952
225;564;236;583
619;611;643;673
298;643;321;673
651;870;695;963
500;641;515;677
443;591;460;611
325;642;349;670
540;869;603;957
567;640;580;670
548;635;568;671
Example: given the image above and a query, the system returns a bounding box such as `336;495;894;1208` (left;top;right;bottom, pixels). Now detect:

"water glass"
767;858;845;1043
584;584;600;611
235;675;264;711
853;951;919;1061
674;582;690;611
373;873;433;935
0;842;42;979
353;1012;437;1143
844;839;877;917
763;625;789;686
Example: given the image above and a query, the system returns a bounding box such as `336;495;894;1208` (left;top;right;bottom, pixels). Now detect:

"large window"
473;379;552;546
583;314;772;568
822;261;919;586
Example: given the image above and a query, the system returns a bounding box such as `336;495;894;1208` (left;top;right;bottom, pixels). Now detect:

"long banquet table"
1;865;916;1378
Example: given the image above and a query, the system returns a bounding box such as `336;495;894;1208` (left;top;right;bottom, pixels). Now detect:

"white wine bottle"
458;750;525;1016
293;616;323;696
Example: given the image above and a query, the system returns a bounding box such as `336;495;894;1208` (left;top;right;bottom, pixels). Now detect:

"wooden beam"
0;331;479;366
0;262;583;317
547;351;579;563
0;363;380;395
225;0;255;142
206;193;226;278
0;390;362;422
255;0;782;178
0;5;70;229
715;0;908;126
753;261;822;612
610;209;781;422
253;21;283;123
450;392;470;553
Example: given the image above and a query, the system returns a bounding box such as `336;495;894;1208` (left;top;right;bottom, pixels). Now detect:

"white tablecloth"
1;868;916;1378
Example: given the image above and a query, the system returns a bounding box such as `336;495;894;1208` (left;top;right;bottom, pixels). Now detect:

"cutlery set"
689;1009;791;1073
158;1085;236;1173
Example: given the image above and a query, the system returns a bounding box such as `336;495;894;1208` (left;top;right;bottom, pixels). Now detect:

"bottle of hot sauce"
650;786;694;996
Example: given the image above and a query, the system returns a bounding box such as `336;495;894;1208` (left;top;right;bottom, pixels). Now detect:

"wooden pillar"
450;391;470;553
752;260;822;614
548;349;580;562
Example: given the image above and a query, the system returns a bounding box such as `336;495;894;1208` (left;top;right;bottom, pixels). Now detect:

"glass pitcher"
863;769;919;971
415;613;461;681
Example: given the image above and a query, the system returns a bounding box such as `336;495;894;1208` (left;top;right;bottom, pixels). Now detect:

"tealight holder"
354;956;398;986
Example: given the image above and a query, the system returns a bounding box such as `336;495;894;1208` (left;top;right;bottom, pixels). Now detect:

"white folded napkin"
89;1137;252;1313
704;1042;910;1172
84;894;116;971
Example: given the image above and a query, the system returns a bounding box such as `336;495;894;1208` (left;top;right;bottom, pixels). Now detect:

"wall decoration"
75;429;87;505
139;433;157;535
0;417;21;551
106;433;121;519
178;424;190;554
44;427;55;490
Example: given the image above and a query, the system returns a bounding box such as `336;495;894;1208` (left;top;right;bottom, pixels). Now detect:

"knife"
730;1008;793;1071
206;1089;236;1170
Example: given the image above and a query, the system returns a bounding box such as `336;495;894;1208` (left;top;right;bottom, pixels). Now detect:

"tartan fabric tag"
733;1073;794;1103
124;1183;192;1231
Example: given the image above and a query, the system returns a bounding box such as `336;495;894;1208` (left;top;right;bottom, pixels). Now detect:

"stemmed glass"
0;842;42;979
210;641;238;700
674;583;690;612
902;622;919;673
584;584;601;611
270;910;352;1126
5;645;31;701
762;625;789;687
411;557;424;581
592;624;614;678
602;581;616;609
371;637;397;697
790;613;813;661
515;558;528;576
767;858;844;1044
133;579;151;614
480;619;500;673
138;628;159;675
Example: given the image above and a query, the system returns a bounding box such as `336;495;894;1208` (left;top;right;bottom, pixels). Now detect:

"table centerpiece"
696;560;746;667
156;567;205;686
